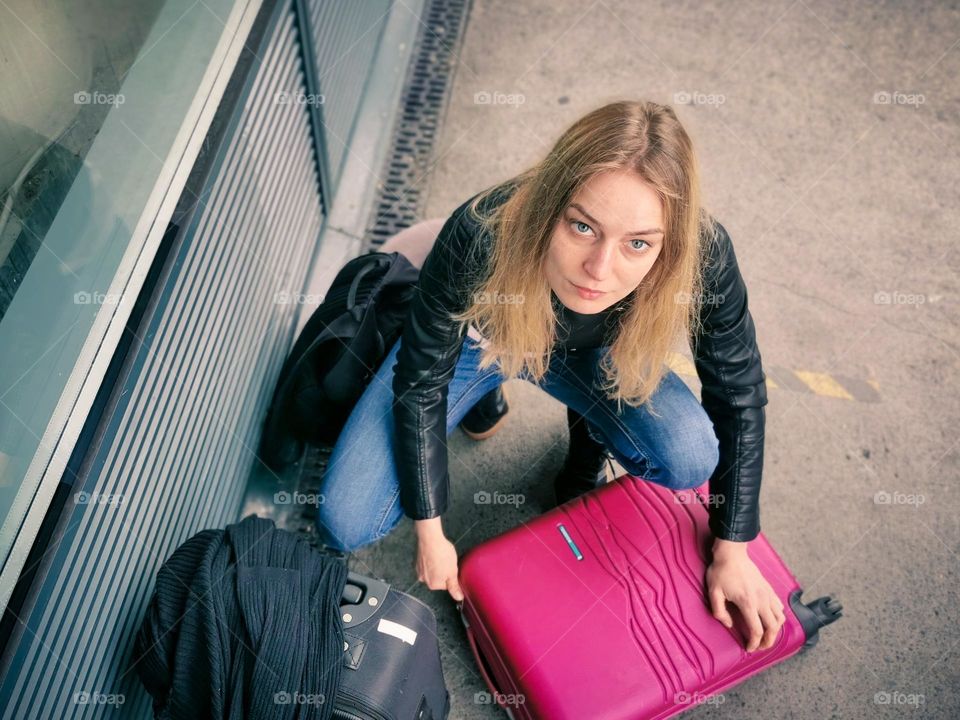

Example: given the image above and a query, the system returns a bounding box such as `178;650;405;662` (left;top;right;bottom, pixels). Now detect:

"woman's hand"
706;539;786;652
414;518;464;602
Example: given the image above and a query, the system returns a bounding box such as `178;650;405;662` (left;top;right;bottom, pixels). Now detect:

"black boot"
553;406;611;506
460;384;510;440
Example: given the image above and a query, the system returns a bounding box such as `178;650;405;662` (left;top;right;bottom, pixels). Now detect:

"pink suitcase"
458;474;841;720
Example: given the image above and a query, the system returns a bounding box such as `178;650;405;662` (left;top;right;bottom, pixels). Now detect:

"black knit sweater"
133;514;348;720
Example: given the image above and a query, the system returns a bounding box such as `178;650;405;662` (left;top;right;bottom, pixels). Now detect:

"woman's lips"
570;281;605;300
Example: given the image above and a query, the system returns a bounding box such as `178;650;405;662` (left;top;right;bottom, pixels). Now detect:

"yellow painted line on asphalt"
793;370;856;400
668;352;879;403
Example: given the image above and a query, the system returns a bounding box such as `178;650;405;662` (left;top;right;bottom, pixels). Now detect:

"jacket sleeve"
690;219;768;542
390;204;477;520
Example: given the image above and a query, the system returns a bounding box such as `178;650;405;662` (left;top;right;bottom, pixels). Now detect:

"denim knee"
662;429;719;490
620;414;719;490
314;504;383;553
661;411;720;489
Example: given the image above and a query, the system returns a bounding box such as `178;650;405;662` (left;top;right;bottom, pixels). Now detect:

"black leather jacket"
391;186;768;542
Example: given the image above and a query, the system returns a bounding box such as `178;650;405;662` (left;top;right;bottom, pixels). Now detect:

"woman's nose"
583;242;615;281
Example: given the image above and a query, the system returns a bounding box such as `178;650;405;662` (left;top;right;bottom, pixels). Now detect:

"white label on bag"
376;618;418;646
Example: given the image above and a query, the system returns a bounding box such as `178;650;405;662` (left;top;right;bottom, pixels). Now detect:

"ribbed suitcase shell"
459;474;835;720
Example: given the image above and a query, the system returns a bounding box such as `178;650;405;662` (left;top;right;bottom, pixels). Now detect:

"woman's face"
543;169;665;314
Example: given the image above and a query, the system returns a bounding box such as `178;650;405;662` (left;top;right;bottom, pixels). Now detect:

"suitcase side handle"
463;618;518;719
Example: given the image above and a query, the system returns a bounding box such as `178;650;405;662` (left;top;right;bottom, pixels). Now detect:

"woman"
316;100;786;651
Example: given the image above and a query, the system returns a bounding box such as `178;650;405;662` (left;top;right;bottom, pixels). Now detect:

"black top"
551;289;631;350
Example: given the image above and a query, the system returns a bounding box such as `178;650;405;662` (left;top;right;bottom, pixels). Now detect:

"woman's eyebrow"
569;202;664;236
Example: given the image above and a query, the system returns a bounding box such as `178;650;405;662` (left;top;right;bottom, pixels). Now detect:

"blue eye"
629;238;650;253
571;220;592;235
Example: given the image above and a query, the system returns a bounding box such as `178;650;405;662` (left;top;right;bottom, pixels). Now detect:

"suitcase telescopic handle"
340;571;390;628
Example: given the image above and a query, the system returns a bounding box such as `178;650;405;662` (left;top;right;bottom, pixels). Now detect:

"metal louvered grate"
305;0;393;196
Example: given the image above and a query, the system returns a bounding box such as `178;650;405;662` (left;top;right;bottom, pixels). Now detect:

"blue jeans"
315;335;720;552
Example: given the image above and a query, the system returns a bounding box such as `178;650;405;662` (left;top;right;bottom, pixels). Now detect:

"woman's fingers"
774;597;786;626
447;576;465;602
742;601;764;652
709;588;733;629
757;603;781;650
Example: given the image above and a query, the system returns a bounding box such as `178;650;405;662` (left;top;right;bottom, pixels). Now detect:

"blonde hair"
452;100;716;414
